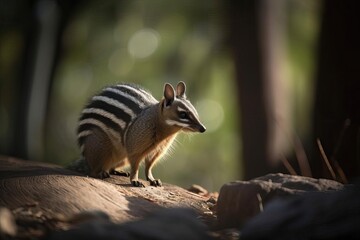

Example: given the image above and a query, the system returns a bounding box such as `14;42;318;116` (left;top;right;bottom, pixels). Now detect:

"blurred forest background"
0;0;359;191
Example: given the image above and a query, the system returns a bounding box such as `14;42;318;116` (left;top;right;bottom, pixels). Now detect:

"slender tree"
312;1;360;181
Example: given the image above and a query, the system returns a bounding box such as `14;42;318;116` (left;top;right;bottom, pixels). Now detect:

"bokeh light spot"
196;99;224;133
128;28;160;59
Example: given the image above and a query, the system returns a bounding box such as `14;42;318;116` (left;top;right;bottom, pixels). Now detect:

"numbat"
76;82;206;187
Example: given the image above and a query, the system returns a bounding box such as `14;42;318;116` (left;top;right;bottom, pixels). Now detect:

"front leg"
129;155;145;187
145;152;163;187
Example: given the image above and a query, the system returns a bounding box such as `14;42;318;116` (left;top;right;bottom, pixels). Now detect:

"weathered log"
0;156;215;238
48;208;212;240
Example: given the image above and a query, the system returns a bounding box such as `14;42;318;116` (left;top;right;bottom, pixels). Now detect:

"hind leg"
83;128;114;179
110;169;130;177
110;160;130;177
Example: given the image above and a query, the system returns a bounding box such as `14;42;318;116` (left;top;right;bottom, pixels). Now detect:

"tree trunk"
227;0;270;180
312;1;360;181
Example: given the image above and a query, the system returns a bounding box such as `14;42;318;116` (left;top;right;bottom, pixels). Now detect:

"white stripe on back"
92;95;136;119
77;130;92;139
78;118;122;141
138;88;158;103
118;85;157;104
105;87;146;108
82;108;127;129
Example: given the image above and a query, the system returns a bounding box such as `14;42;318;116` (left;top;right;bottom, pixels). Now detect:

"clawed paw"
149;179;162;187
131;180;145;188
99;171;110;179
110;169;130;177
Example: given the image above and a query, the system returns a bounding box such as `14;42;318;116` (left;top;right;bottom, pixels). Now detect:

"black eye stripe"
178;111;188;119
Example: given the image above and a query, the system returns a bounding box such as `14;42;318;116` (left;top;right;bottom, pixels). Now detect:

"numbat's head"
161;81;206;133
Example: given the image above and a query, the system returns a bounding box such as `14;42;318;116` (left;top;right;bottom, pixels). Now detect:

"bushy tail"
66;157;90;175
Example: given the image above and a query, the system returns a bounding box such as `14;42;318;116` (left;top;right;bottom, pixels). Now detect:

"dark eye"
179;111;188;119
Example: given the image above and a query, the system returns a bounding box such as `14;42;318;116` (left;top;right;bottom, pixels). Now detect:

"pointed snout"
198;124;206;133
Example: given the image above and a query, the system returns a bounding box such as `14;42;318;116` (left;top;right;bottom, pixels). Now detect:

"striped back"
77;84;158;149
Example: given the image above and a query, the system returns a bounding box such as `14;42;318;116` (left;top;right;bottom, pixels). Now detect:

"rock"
217;173;343;228
241;184;360;240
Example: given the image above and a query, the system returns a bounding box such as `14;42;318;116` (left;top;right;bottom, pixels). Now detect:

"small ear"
163;83;175;107
176;81;186;98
